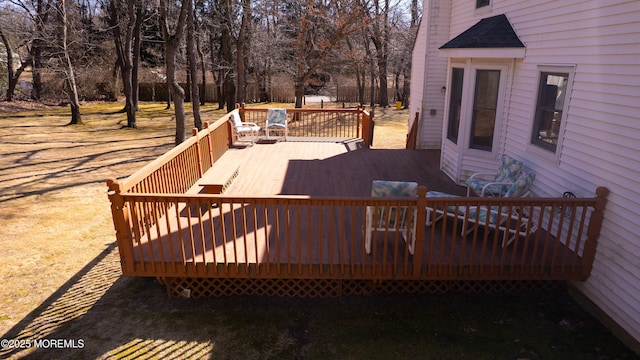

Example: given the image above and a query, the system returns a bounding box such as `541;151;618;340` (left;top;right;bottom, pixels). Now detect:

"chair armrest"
479;181;514;197
468;172;497;181
239;121;259;127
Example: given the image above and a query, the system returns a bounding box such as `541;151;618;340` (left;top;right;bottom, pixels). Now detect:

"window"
476;0;490;8
447;68;464;144
531;72;569;152
469;69;500;151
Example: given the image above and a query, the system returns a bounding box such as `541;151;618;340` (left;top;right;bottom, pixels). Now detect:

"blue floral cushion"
504;172;536;198
371;181;418;197
465;154;524;196
465;178;512;196
267;108;287;126
371;181;418;228
466;206;500;225
427;191;461;213
495;154;523;183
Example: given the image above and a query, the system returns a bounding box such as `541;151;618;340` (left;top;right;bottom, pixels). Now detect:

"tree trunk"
294;79;304;109
196;36;206;105
168;47;186;144
224;75;236;113
220;0;235;110
187;2;202;130
132;4;143;111
363;33;375;107
236;0;251;104
60;0;83;125
31;0;49;101
160;0;190;145
0;27;28;101
369;0;390;107
109;0;137;128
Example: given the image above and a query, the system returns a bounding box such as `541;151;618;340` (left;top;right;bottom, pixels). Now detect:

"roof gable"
440;14;524;49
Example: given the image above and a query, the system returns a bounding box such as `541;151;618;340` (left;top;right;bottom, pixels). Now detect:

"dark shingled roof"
440;14;525;49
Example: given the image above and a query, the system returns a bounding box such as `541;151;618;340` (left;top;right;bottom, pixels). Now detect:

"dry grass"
0;101;406;356
0;101;634;359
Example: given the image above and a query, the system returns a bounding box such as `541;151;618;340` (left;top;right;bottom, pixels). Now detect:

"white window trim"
442;60;510;156
474;0;492;15
463;61;510;158
443;61;467;150
526;64;576;165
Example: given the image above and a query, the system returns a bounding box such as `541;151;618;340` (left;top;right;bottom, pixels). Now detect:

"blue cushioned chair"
266;108;288;140
466;154;523;197
428;171;537;247
365;180;419;255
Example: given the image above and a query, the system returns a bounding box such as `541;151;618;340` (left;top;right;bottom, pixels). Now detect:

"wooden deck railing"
106;108;608;293
108;187;608;282
238;104;374;146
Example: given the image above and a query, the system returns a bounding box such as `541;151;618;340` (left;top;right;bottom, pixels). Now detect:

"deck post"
356;105;362;139
204;122;214;168
361;109;374;148
106;178;135;275
413;186;428;276
193;128;203;177
238;102;245;120
581;187;609;280
227;110;235;148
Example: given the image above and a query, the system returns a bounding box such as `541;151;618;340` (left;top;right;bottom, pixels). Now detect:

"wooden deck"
107;108;607;297
199;140;466;197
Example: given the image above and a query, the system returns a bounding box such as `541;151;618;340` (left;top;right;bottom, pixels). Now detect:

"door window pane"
469;69;500;151
447;68;464;144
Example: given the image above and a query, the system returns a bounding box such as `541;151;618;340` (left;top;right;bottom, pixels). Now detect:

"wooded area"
0;0;419;143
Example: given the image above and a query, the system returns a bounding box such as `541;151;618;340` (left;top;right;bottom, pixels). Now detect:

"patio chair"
229;109;260;144
266;108;288;140
465;154;523;197
365;180;418;255
428;171;537;247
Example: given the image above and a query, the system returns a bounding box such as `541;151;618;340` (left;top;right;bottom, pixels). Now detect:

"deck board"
204;140;465;196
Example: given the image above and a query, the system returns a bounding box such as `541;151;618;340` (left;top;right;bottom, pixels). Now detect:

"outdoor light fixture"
441;86;446;93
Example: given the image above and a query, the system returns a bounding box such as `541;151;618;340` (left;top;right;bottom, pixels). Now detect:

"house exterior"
409;0;640;349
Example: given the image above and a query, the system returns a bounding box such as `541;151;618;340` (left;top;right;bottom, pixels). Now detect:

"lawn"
0;101;636;359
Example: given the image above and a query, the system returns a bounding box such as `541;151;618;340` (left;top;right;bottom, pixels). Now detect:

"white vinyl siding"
408;16;428;135
409;0;452;149
436;0;640;344
504;0;640;344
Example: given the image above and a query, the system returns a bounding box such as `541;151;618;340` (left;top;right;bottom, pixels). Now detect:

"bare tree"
186;0;201;130
235;0;250;104
108;0;141;128
0;25;31;101
368;0;390;107
57;0;83;124
7;0;53;100
290;0;366;109
159;0;190;145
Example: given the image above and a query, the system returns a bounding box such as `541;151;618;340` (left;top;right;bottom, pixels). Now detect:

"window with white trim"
531;71;570;152
476;0;490;8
